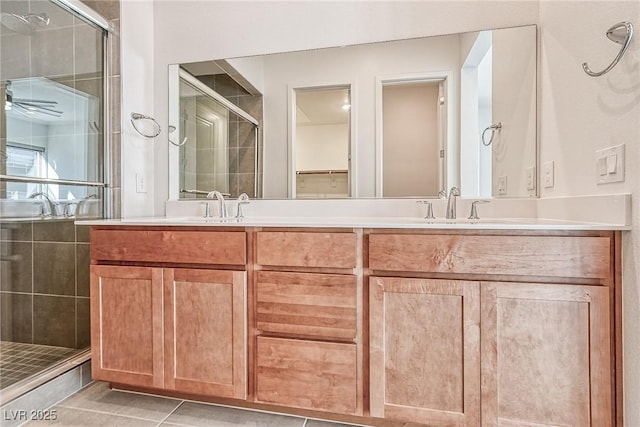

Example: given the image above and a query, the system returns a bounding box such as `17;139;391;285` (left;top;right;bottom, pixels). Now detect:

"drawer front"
256;271;357;340
91;229;246;265
369;234;611;279
256;231;357;268
256;336;358;415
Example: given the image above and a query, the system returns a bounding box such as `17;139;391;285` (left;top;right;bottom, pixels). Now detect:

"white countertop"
77;216;629;230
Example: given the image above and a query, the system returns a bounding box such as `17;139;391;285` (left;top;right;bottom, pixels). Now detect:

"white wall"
120;0;155;217
491;25;537;197
296;124;349;171
538;2;640;424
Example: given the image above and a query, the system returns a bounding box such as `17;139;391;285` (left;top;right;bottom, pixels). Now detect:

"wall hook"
168;125;188;147
582;21;634;77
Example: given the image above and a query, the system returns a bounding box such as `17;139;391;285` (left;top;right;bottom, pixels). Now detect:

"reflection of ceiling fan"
5;81;63;118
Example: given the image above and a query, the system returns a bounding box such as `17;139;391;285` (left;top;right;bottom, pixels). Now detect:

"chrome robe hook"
582;21;634;77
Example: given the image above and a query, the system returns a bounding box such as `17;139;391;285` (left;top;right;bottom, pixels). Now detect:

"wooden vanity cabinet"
481;281;611;426
90;228;247;400
368;231;617;427
253;230;362;416
369;276;481;425
90;265;164;389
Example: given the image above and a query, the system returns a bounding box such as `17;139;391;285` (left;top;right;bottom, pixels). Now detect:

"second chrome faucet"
205;191;250;220
445;186;460;219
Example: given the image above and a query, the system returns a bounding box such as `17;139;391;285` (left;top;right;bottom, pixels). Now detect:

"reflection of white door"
376;74;451;198
195;115;227;193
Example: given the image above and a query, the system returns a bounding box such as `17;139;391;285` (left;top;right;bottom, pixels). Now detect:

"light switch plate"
543;161;554;188
596;144;625;184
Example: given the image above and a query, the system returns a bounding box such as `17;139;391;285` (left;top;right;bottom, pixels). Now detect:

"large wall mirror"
168;24;537;200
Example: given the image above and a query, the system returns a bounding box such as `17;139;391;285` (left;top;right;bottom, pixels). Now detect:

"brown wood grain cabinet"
369;277;481;425
481;281;611;426
90;265;164;389
254;230;362;416
90;229;247;400
163;268;246;399
368;231;619;427
90;226;620;426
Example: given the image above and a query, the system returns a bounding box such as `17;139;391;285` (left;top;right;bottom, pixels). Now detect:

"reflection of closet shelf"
296;170;348;175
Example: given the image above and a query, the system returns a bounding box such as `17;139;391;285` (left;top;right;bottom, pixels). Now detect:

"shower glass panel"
0;0;106;398
170;66;261;199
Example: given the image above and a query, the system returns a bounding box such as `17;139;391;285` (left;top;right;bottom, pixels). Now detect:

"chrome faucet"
28;191;57;217
206;190;227;218
76;194;97;217
445;186;460;219
235;193;250;219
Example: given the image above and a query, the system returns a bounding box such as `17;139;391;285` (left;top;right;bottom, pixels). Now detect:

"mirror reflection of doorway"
380;79;446;197
293;86;351;198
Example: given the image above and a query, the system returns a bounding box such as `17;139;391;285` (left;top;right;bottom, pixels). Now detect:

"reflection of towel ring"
482;122;502;146
130;113;161;138
583;21;634;77
168;125;188;147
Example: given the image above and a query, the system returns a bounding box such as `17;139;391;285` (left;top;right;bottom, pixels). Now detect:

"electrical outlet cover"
497;175;507;195
526;166;536;190
543;161;554;188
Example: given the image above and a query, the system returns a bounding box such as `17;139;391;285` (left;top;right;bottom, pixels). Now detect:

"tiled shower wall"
0;221;90;348
197;74;263;198
0;0;121;349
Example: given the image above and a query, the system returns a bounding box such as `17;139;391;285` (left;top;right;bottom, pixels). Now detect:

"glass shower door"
0;0;107;398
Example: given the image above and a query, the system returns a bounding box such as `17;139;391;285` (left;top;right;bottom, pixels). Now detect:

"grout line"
154;399;186;427
302;418;309;427
52;405;168;424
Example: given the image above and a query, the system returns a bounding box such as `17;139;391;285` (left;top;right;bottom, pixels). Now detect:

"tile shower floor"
23;381;369;426
0;342;80;390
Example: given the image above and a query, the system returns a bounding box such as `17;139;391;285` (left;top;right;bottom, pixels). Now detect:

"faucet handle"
468;200;490;220
438;190;447;199
417;200;435;220
236;193;250;219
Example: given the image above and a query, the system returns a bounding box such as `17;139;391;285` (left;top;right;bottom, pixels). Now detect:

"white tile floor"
19;382;367;427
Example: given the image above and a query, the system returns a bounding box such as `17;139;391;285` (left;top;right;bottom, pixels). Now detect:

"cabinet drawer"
369;234;611;279
256;271;357;340
91;229;246;265
256;231;357;268
256;336;358;415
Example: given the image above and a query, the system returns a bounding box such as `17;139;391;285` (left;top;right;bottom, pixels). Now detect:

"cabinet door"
164;268;246;399
90;265;164;388
481;282;612;426
370;277;480;426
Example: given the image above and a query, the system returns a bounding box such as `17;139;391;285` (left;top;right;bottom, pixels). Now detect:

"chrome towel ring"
482;122;502;146
583;21;634;77
130;112;161;138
